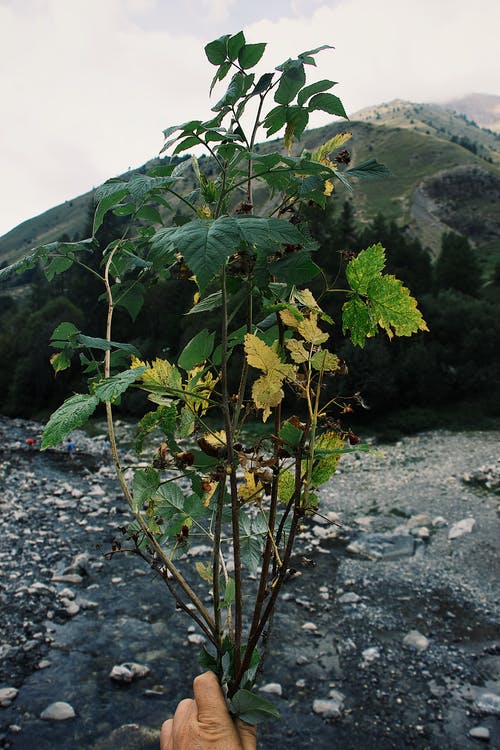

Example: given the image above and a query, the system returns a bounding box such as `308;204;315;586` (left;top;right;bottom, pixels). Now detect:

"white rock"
187;634;206;645
109;665;134;683
121;662;150;679
302;622;318;631
361;647;381;664
0;687;18;707
52;574;83;585
338;592;361;604
403;630;430;651
312;524;339;540
474;691;500;716
448;517;476;540
259;682;282;696
312;696;344;718
37;659;51;669
407;513;431;529
40;702;76;720
469;726;490;740
432;516;448;528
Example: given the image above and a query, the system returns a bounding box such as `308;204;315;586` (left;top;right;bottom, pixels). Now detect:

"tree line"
0;199;498;433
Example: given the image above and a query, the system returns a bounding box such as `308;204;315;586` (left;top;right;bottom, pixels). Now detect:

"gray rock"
469;726;490;740
403;630;430;651
259;682;282;696
187;633;206;646
40;701;76;720
361;647;381;664
347;533;416;560
312;693;344;719
474;691;500;716
448;517;476;539
338;592;361;604
110;662;150;682
0;687;18;707
52;574;84;585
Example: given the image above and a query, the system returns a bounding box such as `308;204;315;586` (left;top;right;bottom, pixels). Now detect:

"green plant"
1;32;427;723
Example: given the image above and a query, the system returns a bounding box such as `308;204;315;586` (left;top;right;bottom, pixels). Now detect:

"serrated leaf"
238;470;265;503
342;295;377;347
297;79;336;107
252;374;284;422
244;334;290;376
238;42;266;69
44;255;74;281
132;356;183;393
308;92;347;118
195;561;213;582
222;578;235;607
310;349;341;372
50;350;72;373
95;367;146;403
187;290;223;315
311;132;352;163
41;394;99;449
230;689;280;724
277;469;295;503
346;244;386;295
133;468;160;511
365;274;429;340
285;338;308;363
270;251;321;284
345;159;390;179
93;188;129;235
297;313;329;344
239;534;262;575
51;321;80;343
274;60;305;105
311;431;345;485
279;421;303;448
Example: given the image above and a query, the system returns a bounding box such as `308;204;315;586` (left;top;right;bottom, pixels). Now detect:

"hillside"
443;92;500;133
1;98;500;276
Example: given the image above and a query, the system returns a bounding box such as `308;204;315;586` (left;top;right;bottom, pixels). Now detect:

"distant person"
160;671;256;750
66;437;76;461
25;438;36;450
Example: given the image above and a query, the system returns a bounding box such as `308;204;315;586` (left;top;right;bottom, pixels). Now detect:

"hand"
160;671;257;750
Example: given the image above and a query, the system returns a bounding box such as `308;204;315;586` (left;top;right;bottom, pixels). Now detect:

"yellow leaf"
277;469;295;503
195;561;213;582
310;349;341;372
252;374;285;422
297;313;329;345
238;469;264;502
279;308;301;329
285;338;309;363
196;204;212;219
132;356;182;391
294;289;321;312
244;334;295;378
311;132;352;163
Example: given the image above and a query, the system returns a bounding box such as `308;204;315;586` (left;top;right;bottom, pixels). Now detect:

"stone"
407;513;431;529
302;622;318;631
52;574;83;585
40;701;76;720
187;633;206;646
338;592;361;604
346;533;415;560
259;682;282;696
110;662;150;682
361;647;381;664
448;517;476;539
403;630;430;651
432;516;448;528
474;691;500;716
468;726;490;740
312;695;344;719
0;687;18;707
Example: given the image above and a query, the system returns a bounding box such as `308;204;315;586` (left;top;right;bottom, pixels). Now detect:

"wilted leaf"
285;338;308;363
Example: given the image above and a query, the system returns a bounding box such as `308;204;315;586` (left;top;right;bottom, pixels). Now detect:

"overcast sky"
1;0;499;238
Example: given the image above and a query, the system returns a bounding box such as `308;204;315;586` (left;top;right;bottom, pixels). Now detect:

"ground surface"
0;418;499;749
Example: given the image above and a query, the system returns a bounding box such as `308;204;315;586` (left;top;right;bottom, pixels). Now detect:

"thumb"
193;671;232;724
235;718;257;750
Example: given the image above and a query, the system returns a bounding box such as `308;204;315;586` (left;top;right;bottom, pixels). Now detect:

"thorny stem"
103;245;216;637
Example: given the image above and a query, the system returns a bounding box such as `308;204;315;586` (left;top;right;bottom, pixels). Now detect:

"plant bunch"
1;32;427;722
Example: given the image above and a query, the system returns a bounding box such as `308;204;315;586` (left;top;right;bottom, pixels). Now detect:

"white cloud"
0;0;499;237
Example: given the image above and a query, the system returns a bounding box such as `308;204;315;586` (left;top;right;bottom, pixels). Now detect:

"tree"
435;231;481;296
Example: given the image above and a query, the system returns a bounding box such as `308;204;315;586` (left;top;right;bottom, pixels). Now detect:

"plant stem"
212;480;225;657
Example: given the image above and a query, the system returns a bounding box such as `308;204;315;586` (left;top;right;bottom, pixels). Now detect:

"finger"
235;718;257;750
192;671;229;723
160;718;173;750
172;697;195;730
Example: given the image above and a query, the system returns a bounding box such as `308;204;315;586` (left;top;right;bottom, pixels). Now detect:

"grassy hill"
1;98;499;277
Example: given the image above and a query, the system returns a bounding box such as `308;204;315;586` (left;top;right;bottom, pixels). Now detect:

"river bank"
0;417;499;749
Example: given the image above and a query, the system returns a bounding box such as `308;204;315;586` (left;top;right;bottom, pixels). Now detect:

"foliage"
1;32;428;722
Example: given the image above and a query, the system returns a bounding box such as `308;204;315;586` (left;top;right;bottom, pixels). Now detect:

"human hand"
160;671;257;750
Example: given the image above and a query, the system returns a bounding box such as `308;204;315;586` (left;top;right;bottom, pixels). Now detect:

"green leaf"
308;92;347;118
133;468;160;511
345;159;390;179
44;255;74;281
178;329;215;370
41;394;99;449
51;321;80;344
270;251;321;284
222;578;235;607
95;367;146;403
156;481;187;514
205;35;230;65
346;244;386;295
135;404;177;453
311;431;345;485
93;188;129;235
75;333;140;355
297;79;336;106
284;107;309;151
228;31;245;60
136;205;162;223
274;60;305;105
279;421;303;449
365;275;429;340
230;689;280;724
50;349;72;373
252;72;274;95
187;290;223;315
311;349;340;372
114;284;144;322
240;533;262;574
238;42;266;69
342;295;376;346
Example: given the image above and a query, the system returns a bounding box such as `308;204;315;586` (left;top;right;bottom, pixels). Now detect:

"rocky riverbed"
0;417;499;749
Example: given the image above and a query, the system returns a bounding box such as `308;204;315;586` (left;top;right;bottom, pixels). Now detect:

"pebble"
448;517;476;539
0;687;18;707
52;574;84;585
361;647;381;664
40;701;76;720
469;726;490;741
474;691;500;716
312;695;344;719
187;633;206;645
338;592;361;604
302;622;318;631
403;630;430;651
259;682;282;696
109;662;150;682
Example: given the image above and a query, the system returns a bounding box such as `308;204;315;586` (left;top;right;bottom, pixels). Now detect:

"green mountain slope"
1;99;499;275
